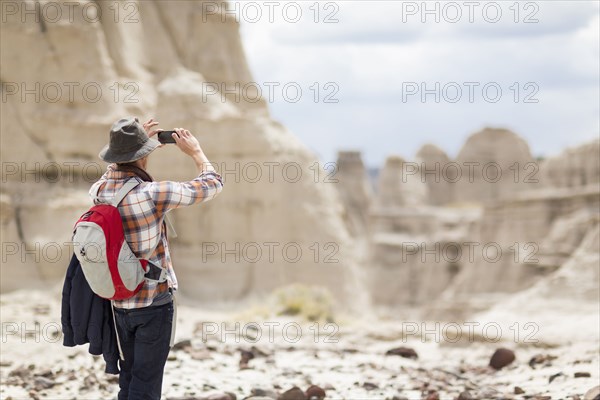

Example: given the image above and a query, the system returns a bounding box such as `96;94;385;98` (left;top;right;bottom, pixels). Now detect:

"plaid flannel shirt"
89;163;223;308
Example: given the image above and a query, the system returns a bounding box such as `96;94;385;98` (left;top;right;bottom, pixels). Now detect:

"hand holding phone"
157;130;178;144
172;128;204;157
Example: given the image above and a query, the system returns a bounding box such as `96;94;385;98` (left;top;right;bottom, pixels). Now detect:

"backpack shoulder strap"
111;177;142;206
91;181;106;204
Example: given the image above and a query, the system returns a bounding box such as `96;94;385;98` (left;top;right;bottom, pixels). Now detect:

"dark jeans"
113;301;173;400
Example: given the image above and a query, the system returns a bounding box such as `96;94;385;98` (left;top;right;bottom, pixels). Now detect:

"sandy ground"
1;290;598;400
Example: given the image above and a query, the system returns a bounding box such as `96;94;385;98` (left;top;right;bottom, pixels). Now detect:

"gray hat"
99;117;161;163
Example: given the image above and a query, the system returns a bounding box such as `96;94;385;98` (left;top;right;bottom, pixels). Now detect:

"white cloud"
239;1;600;166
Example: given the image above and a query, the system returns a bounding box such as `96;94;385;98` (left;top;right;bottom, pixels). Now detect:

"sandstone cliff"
453;127;537;204
359;131;599;317
416;143;453;206
334;151;372;237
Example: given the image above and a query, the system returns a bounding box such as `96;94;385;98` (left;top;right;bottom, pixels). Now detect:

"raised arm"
145;171;223;213
145;128;223;213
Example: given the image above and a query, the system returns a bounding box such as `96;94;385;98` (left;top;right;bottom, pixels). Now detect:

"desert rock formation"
334;151;372;237
474;218;600;344
416;143;454;206
375;155;427;209
540;139;600;189
453;127;537;204
361;133;599;319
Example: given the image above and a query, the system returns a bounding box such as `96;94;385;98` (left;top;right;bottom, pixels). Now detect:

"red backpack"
71;177;166;300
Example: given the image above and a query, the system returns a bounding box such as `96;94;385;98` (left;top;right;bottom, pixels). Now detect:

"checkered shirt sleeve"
88;163;223;308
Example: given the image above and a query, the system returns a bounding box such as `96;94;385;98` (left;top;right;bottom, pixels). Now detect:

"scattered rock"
33;368;53;378
425;392;440;400
457;391;473;400
8;366;31;379
81;373;98;391
385;347;418;359
206;393;236;400
280;368;303;377
172;339;192;351
240;349;255;369
529;354;557;369
478;387;501;399
575;372;592;378
305;385;326;400
583;386;600;400
342;348;358;354
246;398;276;400
549;372;563;383
362;382;378;391
463;381;478;391
189;348;212;361
278;387;306;400
32;304;50;315
250;345;270;357
489;348;515;370
33;376;55;391
250;388;278;399
514;386;525;394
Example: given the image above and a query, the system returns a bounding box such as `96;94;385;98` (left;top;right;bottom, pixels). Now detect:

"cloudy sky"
238;1;599;167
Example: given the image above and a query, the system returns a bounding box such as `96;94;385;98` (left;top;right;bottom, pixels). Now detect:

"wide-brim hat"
99;117;161;163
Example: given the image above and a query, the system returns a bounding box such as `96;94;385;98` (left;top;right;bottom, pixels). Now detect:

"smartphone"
157;130;178;144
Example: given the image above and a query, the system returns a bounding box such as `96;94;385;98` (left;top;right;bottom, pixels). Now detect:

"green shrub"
272;284;335;323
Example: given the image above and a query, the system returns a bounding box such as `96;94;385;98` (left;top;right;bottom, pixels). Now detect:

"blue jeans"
113;301;173;400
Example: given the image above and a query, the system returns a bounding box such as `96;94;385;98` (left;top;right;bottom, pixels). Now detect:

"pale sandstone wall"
334;151;372;237
360;132;599;314
367;151;479;307
473;220;600;344
375;155;427;209
368;207;481;307
416;144;454;206
453;128;537;204
540;139;600;189
369;128;538;209
430;140;600;319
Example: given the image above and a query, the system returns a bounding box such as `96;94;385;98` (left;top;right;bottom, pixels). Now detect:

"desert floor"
1;290;598;400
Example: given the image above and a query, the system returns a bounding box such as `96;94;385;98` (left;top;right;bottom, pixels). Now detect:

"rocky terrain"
1;290;599;400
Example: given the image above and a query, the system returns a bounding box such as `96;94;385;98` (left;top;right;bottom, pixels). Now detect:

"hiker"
90;117;223;399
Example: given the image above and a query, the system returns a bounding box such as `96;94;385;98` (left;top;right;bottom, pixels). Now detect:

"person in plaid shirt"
91;117;223;399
